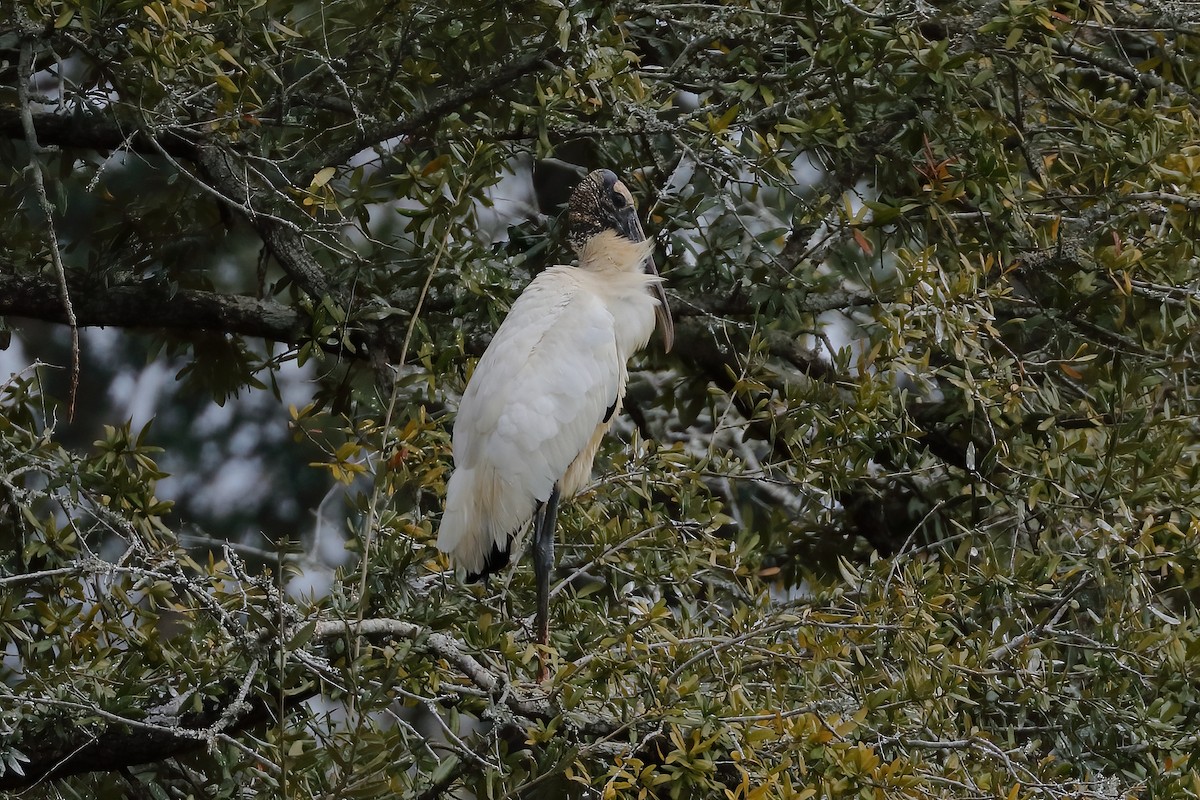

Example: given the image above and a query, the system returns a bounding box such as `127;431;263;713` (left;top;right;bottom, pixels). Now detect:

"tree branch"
0;107;200;159
2;106;335;304
0;681;293;790
1050;37;1200;110
192;145;334;302
315;30;562;169
307;618;585;725
0;271;310;345
0;612;622;791
15;31;78;418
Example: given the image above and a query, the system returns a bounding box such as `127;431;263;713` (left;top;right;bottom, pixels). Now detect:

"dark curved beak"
620;207;673;353
618;206;645;243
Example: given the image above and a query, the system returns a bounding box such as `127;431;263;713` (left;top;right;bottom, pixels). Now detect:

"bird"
437;168;673;654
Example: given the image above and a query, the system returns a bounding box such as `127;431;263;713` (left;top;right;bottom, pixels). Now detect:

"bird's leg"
533;482;561;675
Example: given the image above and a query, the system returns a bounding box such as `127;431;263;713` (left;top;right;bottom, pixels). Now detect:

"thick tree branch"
0;271;311;344
1050;37;1200;110
309;618;564;723
0;107;200;159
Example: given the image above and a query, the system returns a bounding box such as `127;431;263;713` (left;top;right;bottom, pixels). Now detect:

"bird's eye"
612;191;628;209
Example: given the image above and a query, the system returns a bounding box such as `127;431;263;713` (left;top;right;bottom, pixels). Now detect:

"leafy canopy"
3;0;1200;797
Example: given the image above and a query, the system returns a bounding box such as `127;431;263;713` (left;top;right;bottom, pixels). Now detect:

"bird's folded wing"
454;267;620;505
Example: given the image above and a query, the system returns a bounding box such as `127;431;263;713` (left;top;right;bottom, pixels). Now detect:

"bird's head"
567;169;647;250
567;169;674;352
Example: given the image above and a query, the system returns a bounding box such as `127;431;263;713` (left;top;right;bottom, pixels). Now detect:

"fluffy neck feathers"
576;230;654;273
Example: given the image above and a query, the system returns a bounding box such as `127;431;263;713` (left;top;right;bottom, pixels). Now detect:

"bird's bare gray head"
567;169;646;252
565;168;674;352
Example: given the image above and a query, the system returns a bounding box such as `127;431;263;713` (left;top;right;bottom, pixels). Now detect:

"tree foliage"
4;0;1200;797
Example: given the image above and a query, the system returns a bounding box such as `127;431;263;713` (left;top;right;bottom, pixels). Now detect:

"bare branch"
195;145;334;302
1;108;335;304
315;30;562;169
0;271;311;345
309;618;557;723
0;107;200;159
15;30;78;418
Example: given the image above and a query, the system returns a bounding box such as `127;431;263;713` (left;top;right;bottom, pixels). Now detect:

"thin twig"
349;153;474;711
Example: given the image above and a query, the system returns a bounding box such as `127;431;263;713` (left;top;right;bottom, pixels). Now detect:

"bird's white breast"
573;268;661;361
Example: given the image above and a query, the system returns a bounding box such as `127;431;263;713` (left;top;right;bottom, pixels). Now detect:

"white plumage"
437;170;672;596
438;235;660;575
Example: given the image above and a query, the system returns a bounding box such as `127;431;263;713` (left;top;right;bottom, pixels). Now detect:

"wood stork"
437;168;673;650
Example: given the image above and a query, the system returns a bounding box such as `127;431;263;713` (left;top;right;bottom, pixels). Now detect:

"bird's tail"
437;467;479;567
438;466;517;581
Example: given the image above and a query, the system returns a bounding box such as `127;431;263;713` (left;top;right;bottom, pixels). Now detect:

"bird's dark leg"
533;482;561;660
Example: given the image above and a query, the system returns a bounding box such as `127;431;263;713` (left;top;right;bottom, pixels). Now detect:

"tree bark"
0;271;309;344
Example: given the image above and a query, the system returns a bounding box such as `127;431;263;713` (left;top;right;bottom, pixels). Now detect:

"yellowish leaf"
213;72;237;93
271;19;302;37
311;166;336;189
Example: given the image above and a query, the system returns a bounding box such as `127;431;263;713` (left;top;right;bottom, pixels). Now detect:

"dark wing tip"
465;537;513;583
